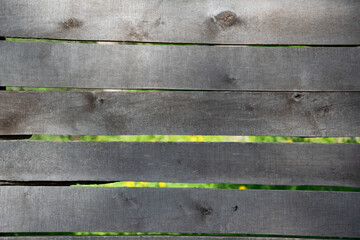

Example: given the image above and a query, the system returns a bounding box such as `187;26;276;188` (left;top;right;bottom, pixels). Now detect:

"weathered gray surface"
1;141;359;187
0;187;359;237
0;49;31;140
0;91;359;136
1;41;360;91
0;237;340;240
1;0;359;45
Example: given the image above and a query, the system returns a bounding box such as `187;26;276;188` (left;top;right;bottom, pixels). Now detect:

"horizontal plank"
0;237;340;240
1;141;359;187
0;0;359;44
0;91;359;136
0;187;359;237
1;42;360;91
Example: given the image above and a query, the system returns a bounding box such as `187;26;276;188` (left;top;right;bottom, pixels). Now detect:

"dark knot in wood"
61;18;83;29
200;206;213;216
215;11;238;26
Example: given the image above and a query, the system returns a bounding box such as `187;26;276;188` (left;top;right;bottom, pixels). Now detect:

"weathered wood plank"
0;49;29;139
0;237;340;240
1;141;359;187
0;91;359;136
1;0;359;45
1;41;359;91
0;187;359;237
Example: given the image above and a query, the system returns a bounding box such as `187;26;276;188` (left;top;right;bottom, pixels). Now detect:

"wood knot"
245;104;255;112
215;11;238;26
226;77;237;84
316;105;330;117
200;206;213;216
61;18;83;29
96;98;105;105
85;92;104;110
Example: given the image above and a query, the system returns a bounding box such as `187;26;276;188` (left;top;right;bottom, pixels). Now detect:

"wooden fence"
0;0;359;239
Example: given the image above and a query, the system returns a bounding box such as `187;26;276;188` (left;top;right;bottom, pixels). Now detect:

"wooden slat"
0;237;340;240
0;187;359;237
1;141;359;187
1;41;359;91
0;91;359;136
0;0;359;45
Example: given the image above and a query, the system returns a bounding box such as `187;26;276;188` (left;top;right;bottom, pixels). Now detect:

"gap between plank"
4;37;360;47
1;181;359;192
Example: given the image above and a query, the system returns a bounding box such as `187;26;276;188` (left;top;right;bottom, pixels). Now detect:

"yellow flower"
286;139;293;143
159;182;167;187
198;136;204;142
239;185;247;190
123;181;135;187
139;182;148;186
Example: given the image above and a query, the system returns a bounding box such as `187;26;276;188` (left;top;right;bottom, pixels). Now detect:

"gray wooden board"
0;237;340;240
0;91;359;136
1;0;360;45
0;187;359;237
1;141;359;187
1;41;360;91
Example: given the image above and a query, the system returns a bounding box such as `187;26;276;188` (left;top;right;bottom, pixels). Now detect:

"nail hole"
292;93;304;102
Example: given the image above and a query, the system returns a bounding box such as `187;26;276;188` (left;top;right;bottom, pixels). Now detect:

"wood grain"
1;41;359;91
1;0;359;44
0;91;359;136
1;141;359;187
0;187;359;237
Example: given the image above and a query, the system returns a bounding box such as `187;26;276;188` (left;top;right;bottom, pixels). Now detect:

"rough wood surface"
0;91;359;136
0;187;359;237
1;0;359;45
0;237;340;240
1;141;359;187
1;41;359;91
0;38;31;140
